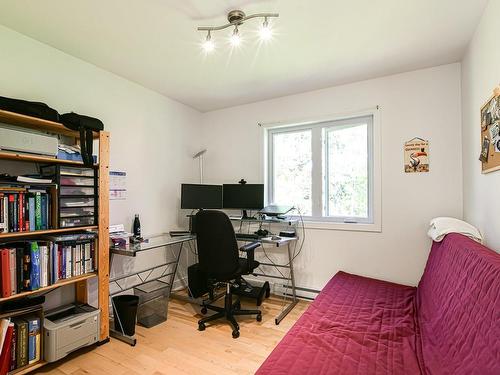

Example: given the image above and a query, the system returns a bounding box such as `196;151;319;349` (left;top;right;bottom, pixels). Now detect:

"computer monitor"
181;184;223;209
222;184;264;210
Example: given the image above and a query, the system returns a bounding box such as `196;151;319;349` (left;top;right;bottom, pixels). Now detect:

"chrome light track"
197;9;279;52
197;10;279;32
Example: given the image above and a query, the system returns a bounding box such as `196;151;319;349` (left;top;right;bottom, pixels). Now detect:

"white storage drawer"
60;176;95;186
60;186;95;196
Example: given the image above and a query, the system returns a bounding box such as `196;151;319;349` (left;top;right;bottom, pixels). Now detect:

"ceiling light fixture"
198;9;278;53
230;26;241;47
202;31;215;53
259;17;272;41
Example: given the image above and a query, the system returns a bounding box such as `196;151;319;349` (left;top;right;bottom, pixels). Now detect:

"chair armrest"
239;241;261;252
239;241;260;273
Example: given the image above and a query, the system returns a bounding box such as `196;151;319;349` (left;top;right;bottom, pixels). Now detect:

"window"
267;114;377;226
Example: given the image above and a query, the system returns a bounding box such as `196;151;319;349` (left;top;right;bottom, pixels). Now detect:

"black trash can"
112;295;139;336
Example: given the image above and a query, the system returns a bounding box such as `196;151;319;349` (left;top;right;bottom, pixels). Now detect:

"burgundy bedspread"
417;234;500;375
257;234;500;375
257;271;421;374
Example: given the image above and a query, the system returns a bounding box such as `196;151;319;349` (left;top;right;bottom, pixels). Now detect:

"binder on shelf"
0;250;11;298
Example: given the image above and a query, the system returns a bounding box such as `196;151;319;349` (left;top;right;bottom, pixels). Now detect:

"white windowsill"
302;220;382;233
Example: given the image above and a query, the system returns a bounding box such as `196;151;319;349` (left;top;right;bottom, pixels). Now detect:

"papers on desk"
109;224;132;247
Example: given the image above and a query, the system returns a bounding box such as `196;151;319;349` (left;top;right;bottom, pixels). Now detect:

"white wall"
462;0;500;251
0;25;202;307
0;21;466;298
201;64;463;289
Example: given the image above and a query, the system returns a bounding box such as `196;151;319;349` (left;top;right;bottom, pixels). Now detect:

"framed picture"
404;138;429;173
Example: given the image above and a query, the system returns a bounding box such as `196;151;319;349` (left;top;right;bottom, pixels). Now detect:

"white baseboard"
169;275;320;301
243;276;319;300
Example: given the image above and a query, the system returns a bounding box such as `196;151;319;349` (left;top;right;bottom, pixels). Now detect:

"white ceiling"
0;0;488;112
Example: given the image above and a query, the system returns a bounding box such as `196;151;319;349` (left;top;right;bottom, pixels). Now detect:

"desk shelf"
110;233;195;257
228;216;298;226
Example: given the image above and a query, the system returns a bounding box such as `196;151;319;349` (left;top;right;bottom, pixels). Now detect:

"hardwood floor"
38;294;310;375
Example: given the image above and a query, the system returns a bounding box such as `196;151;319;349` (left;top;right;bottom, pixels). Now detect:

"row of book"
0;314;41;373
0;187;53;233
0;237;96;298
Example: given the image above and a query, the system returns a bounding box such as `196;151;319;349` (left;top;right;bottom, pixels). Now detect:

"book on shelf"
12;319;28;369
0;320;14;374
0;236;97;298
25;316;40;365
16;176;52;184
0;319;9;351
0;186;53;234
8;320;16;372
0;174;53;185
0;251;10;298
1;314;42;372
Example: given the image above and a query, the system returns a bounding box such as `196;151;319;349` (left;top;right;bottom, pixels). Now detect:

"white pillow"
428;217;483;243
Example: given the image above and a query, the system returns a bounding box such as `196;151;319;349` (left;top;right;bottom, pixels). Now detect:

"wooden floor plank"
37;294;310;375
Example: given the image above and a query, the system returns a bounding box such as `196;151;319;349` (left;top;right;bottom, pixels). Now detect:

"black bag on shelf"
0;95;60;122
60;112;104;166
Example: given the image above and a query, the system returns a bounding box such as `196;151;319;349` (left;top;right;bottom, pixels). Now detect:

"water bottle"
133;214;141;237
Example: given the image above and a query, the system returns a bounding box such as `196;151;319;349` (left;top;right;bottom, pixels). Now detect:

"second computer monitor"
223;184;264;210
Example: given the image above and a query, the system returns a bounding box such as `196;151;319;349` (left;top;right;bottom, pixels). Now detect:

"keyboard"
235;233;260;240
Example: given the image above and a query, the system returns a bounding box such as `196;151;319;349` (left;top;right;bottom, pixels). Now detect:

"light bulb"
202;32;215;53
230;26;241;47
259;18;272;41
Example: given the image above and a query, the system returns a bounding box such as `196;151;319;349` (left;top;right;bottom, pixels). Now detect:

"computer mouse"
271;236;281;240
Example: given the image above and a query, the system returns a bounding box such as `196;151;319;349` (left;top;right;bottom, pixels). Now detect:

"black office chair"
195;210;262;338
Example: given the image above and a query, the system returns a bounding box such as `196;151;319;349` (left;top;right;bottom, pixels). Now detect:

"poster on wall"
110;170;127;200
404;138;429;173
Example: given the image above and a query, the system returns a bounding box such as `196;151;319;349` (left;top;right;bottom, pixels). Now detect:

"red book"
24;193;29;232
18;193;24;233
0;250;11;298
8;323;15;371
58;247;63;279
0;324;13;375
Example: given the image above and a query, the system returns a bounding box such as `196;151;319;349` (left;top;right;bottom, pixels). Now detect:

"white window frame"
263;109;381;232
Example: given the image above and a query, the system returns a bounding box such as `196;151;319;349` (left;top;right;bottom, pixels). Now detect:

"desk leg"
168;241;202;304
167;242;183;297
274;242;299;325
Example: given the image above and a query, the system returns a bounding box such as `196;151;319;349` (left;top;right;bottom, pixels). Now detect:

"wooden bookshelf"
0;109;99;138
0;273;97;303
0;151;98;167
0;110;110;374
10;360;47;375
0;226;98;240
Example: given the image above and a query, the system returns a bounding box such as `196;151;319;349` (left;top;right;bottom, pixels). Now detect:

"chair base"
198;288;261;338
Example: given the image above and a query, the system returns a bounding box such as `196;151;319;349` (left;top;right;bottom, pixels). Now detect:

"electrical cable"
260;246;286;279
289;207;305;264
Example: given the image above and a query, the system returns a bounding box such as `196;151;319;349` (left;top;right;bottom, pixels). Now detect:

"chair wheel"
201;306;207;314
198;322;206;331
232;330;240;339
256;314;262;322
